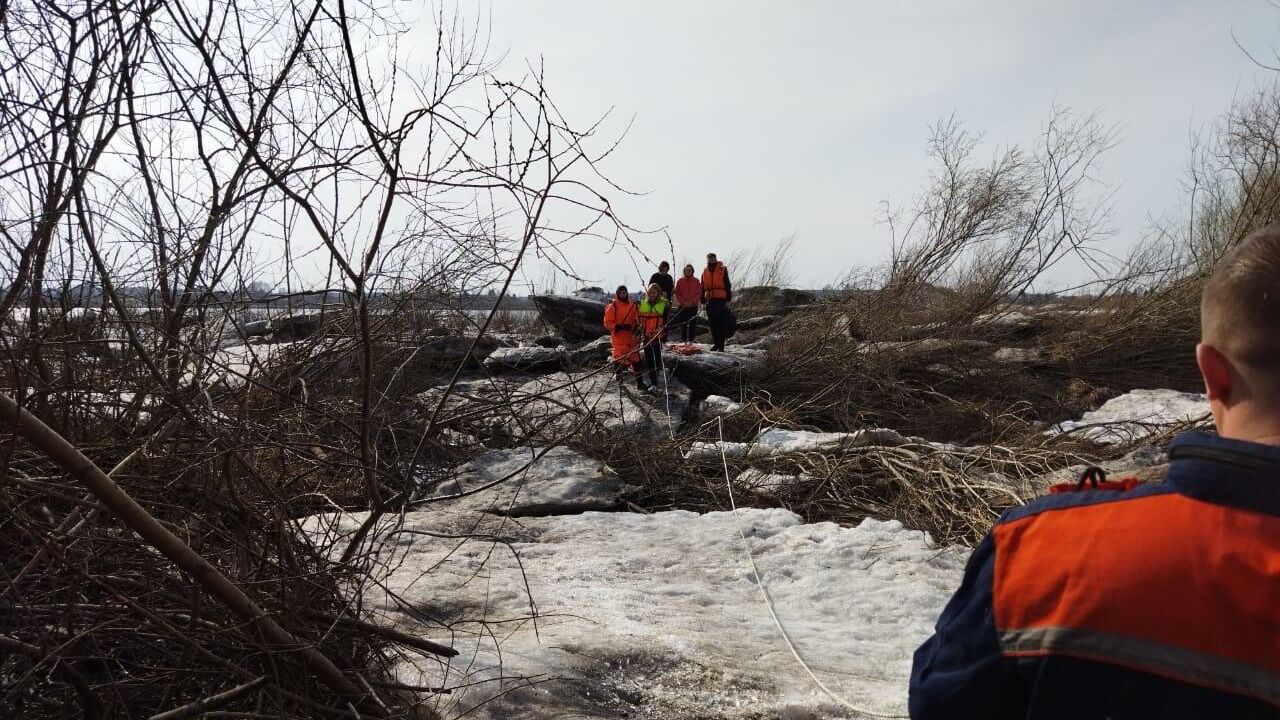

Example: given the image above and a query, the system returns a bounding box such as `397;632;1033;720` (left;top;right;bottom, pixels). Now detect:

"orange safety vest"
702;264;729;301
638;297;668;336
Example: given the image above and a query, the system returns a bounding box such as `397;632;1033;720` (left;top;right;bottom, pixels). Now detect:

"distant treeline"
0;283;538;311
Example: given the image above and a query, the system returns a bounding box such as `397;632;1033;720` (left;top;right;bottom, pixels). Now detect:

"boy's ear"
1196;343;1233;402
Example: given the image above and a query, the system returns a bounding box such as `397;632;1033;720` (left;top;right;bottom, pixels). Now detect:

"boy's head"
1198;224;1280;442
658;261;670;273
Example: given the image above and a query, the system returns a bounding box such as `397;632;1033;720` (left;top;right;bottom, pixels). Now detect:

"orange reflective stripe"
993;493;1280;701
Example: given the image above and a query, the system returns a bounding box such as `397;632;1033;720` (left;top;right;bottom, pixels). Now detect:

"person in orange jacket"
602;285;641;385
910;223;1280;719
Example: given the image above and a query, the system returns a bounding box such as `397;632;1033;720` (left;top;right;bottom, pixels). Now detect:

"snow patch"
302;508;967;719
688;426;910;460
1050;388;1210;444
991;347;1048;364
424;446;621;516
975;310;1037;328
733;468;812;496
511;371;688;439
189;341;309;388
702;395;746;417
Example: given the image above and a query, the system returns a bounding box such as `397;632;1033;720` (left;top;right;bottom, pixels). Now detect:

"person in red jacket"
672;264;702;343
909;224;1280;719
602;285;641;385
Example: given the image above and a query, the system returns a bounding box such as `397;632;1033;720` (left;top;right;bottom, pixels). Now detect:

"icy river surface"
300;387;1205;719
305;502;966;719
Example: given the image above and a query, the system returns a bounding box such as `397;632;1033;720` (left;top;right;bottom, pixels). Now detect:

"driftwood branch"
148;677;268;720
328;614;459;659
0;392;381;716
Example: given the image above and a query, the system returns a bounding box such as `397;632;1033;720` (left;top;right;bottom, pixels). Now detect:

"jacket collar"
1165;432;1280;517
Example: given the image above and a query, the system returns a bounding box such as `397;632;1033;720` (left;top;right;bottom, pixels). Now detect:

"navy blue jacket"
909;433;1280;719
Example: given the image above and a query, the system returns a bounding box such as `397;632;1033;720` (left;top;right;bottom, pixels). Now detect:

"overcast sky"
474;1;1280;291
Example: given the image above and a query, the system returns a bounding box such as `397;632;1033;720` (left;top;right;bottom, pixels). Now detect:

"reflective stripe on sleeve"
1001;626;1280;705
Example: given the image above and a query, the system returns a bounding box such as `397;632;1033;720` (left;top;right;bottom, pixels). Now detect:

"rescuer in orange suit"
603;285;642;386
910;223;1280;719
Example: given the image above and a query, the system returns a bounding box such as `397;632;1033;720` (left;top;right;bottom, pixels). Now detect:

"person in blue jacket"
909;224;1280;719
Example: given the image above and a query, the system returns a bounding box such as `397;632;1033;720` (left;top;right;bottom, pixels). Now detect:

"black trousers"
643;341;662;384
671;307;698;342
706;299;730;350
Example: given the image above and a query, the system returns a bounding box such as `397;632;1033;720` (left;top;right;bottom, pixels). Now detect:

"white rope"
609;328;674;441
714;415;906;719
659;337;675;440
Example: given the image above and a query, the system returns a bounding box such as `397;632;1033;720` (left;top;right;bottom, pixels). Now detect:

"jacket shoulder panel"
997;481;1174;524
993;488;1280;704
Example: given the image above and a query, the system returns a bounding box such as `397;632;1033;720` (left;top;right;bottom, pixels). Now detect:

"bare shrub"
0;1;638;716
725;235;800;289
880;110;1115;320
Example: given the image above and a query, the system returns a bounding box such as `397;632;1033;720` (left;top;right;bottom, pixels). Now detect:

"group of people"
602;252;733;389
603;229;1280;719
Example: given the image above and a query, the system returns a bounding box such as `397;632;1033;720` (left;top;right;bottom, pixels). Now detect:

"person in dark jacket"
648;261;675;299
648;261;675;341
701;253;732;351
909;224;1280;719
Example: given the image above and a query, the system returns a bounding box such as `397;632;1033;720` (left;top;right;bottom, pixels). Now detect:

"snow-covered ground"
423;446;622;516
687;426;911;460
305;508;966;720
701;394;746;417
512;371;688;439
1049;388;1210;445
